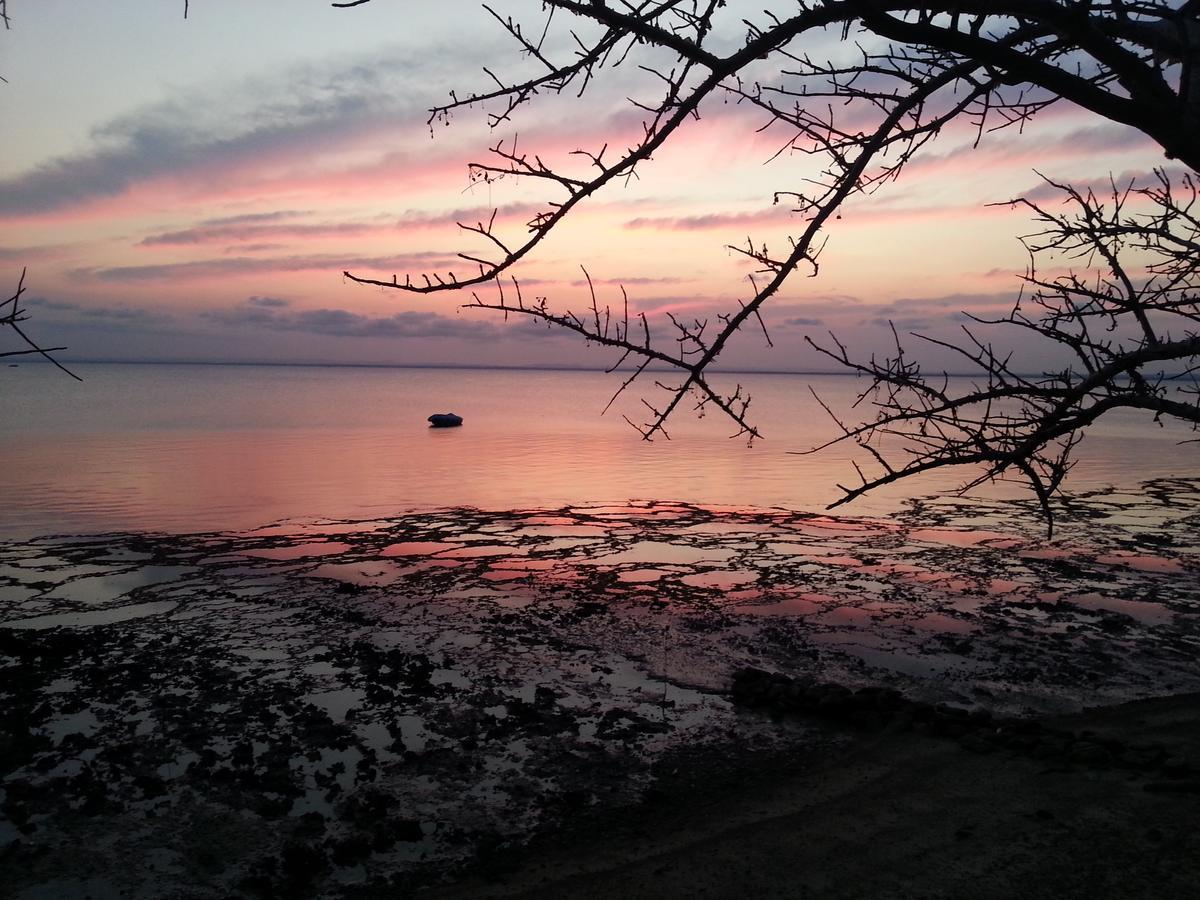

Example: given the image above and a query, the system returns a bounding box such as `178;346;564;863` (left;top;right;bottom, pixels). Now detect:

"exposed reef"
1;480;1199;897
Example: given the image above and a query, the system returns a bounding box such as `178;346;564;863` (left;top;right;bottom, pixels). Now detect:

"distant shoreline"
4;358;859;376
11;359;1190;381
0;358;1115;380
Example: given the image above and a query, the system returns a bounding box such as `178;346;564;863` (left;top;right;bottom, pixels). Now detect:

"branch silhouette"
1;268;81;380
336;1;1199;520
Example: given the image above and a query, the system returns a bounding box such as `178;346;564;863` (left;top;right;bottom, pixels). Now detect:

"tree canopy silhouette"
339;1;1199;527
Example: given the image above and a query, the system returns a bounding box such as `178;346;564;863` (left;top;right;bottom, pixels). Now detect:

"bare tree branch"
335;1;1199;521
1;268;82;381
804;170;1199;529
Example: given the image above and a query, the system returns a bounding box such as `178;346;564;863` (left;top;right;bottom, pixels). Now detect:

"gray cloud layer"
0;51;444;215
76;251;454;282
202;300;501;342
137;203;543;247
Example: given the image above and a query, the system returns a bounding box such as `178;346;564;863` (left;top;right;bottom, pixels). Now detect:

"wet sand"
2;481;1199;897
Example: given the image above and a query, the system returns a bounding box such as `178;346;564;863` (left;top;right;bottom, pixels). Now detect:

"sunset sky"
0;1;1178;371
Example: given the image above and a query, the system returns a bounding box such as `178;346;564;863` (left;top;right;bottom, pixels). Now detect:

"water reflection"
1;363;1195;538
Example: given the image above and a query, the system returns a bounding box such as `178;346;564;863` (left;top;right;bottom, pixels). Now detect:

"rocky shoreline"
2;483;1199;897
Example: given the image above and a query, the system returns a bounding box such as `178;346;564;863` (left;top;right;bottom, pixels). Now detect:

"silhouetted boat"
428;413;463;428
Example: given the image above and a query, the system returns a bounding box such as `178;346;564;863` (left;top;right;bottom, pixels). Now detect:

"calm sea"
0;363;1193;538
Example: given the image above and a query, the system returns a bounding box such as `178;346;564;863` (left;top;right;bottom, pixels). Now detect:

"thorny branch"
338;1;1200;519
802;171;1199;532
1;269;81;381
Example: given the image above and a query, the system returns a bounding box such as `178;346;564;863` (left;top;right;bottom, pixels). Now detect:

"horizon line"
2;355;964;376
10;358;861;377
9;358;1188;380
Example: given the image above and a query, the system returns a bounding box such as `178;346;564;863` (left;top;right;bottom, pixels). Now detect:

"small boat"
427;412;463;428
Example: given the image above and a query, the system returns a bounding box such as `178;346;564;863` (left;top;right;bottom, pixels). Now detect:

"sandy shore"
434;691;1200;899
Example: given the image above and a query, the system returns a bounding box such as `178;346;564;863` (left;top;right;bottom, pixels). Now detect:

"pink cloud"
626;208;795;231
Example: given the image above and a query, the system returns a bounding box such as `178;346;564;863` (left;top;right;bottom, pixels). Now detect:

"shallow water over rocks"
2;480;1199;897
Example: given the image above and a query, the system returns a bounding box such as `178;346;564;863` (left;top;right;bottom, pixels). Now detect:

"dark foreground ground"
437;690;1200;900
1;481;1198;898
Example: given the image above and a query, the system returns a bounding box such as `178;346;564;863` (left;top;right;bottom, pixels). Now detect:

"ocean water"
0;362;1195;538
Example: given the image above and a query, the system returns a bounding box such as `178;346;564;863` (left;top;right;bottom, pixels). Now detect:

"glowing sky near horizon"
0;1;1180;370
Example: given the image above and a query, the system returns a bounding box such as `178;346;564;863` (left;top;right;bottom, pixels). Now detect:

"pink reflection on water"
1068;591;1174;625
909;528;1021;547
308;561;414;586
437;545;520;559
494;590;537;609
909;612;978;634
909;572;974;593
697;503;787;515
1094;553;1186;574
482;569;526;582
679;570;759;590
736;589;839;617
538;569;583;585
794;517;897;534
7;366;1196;542
765;541;834;557
815;605;876;626
617;568;671;583
861;562;927;576
241;541;352;560
736;597;820;616
591;542;737;566
723;588;763;603
490;558;558;571
570;504;693;519
988;578;1029;595
381;541;454;557
679;521;779;535
1018;546;1088;560
860;562;976;595
516;524;612;537
239;520;390;538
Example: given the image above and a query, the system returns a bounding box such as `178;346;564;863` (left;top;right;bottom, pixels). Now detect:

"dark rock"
331;835;373;866
959;733;996;754
231;741;255;767
1162;755;1193;777
279;840;328;888
1097;614;1133;634
1067;743;1112;766
1144;780;1200;794
846;708;887;732
133;774;167;799
254;795;292;819
293;812;326;839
